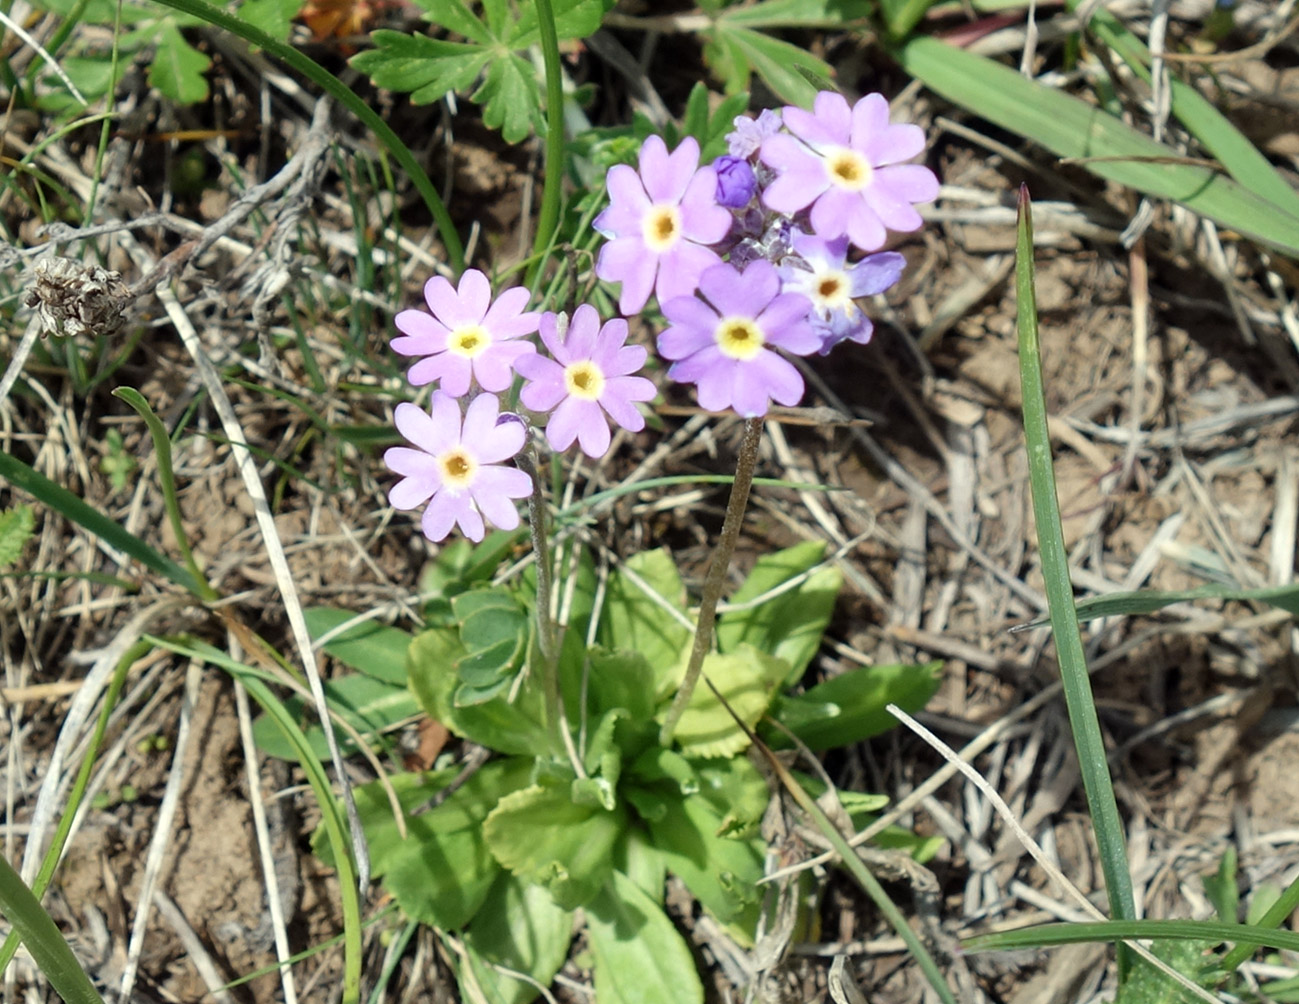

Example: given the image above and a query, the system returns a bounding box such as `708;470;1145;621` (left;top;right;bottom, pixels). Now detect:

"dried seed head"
24;256;132;339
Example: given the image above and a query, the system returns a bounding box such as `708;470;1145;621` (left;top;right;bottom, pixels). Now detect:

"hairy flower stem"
659;417;764;747
516;444;564;756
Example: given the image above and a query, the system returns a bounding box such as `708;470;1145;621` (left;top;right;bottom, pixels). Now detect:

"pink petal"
655;241;721;304
543;397;582;451
678;168;731;243
565;304;602;358
666;344;727;384
807;188;856;241
843;197;889;252
865;123;926;166
603;341;646;377
454;269;493;323
483;286;539;337
392;309;449;356
394;400;455;455
389;474;437;510
472;468;530;526
473;342;536;392
596;164;650;235
658;315;717;361
849;93;891;152
574;404;612;458
874;163;940;204
735;352;804;415
644;136;700;204
701;260;777;317
421;494;462;542
597;237;657;316
408;353;472;395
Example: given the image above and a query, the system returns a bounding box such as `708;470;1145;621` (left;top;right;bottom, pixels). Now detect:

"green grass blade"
144;0;465;275
1218;870;1299;971
965;918;1299;955
0;855;105;1003
1015;188;1136;976
1039;580;1299;625
148;636;364;1004
895;36;1299;256
0;449;202;596
0;641;146;974
113;388;217;601
1079;5;1299;218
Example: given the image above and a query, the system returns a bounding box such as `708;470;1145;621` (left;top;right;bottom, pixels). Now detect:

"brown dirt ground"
4;5;1299;1004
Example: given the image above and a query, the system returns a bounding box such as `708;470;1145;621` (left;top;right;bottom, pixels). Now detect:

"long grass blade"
0;855;104;1003
1014;187;1136;977
895;36;1299;256
966;918;1299;955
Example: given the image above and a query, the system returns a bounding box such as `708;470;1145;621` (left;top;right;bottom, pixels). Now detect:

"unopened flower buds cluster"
385;91;938;543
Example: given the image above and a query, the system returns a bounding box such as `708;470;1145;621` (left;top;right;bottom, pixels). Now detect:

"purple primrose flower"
594;135;732;315
713;155;757;208
516;305;657;459
384;392;531;543
659;260;821;418
391;269;539;397
726;109;783;158
760;92;939;252
779;230;905;354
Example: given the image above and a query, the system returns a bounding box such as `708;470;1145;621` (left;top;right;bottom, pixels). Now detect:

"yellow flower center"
715;317;764;360
438;448;477;488
642;205;682;253
449;324;490;357
564;360;605;401
826;149;872;192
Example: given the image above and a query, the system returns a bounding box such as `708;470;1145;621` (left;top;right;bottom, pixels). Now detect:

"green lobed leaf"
765;660;943;751
670;646;789;759
349;32;488;103
147;22;212;104
0;506;35;571
409;0;493;42
235;0;298;43
304;608;412;685
707;23;833;106
513;0;614;43
894;35;1299;257
585;870;705;1004
459;872;575;1004
474;53;545;144
598;549;692;693
716;539;841;685
483;782;627;910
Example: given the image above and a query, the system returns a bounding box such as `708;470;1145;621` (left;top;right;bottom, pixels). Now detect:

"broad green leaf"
586;648;658;723
586;870;705;1004
349;32;488;104
1083;5;1299;219
148;23;211;104
252;673;419;760
460;873;575;1004
304;608;411;685
387;825;500;929
598;549;692;691
0;506;35;571
483;782;626;910
670;646;788;758
613;830;667;903
719;0;871;26
895;36;1299;257
408;627;550;754
707;23;833;106
716;540;840;685
453;588;528;702
765;660;943;750
691;755;769;838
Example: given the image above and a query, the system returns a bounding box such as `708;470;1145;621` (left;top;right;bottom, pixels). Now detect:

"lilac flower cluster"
595;90;936;414
383;90;936;543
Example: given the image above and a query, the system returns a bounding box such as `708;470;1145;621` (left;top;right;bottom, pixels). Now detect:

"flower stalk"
515;442;563;756
659;416;764;747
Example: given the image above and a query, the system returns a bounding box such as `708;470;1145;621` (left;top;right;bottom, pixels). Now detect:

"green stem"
515;442;563;755
659;417;763;747
1015;186;1135;979
527;0;566;290
145;0;464;274
113;388;219;602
